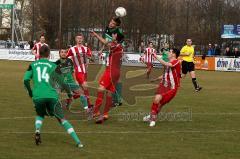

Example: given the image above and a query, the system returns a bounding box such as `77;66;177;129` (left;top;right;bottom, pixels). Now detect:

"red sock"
94;91;104;114
84;89;91;106
150;102;159;121
103;96;112;115
151;102;159;115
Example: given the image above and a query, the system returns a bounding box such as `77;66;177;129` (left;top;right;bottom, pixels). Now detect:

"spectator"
24;42;30;50
207;43;214;56
213;44;221;55
6;37;11;48
29;41;34;49
233;48;240;58
225;47;233;56
138;41;145;54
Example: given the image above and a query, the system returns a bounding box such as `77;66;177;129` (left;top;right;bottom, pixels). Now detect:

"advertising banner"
215;57;240;72
195;56;215;71
0;49;59;62
0;49;8;59
221;25;240;39
0;0;14;9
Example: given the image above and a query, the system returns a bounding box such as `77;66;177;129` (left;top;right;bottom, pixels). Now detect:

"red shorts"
146;62;153;68
99;69;120;92
75;72;86;85
156;83;178;105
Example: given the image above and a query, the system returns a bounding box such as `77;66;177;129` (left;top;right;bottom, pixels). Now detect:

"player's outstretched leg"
34;116;44;145
143;94;162;127
93;86;105;119
103;91;113;120
60;119;83;148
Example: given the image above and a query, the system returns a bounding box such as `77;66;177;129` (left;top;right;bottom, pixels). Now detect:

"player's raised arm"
23;65;33;97
91;31;108;46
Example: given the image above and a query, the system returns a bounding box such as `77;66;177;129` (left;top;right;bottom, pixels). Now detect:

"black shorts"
182;61;195;74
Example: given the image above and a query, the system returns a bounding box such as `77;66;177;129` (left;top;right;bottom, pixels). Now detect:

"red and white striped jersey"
162;59;181;89
32;42;48;60
67;45;91;73
144;47;156;63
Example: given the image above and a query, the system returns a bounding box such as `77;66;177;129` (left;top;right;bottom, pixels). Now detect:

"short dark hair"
59;49;66;54
172;48;180;58
148;41;153;45
112;17;121;26
39;45;50;58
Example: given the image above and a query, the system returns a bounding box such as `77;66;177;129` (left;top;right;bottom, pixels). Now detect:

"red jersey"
144;47;156;63
106;42;123;72
162;59;181;89
67;45;91;73
32;42;48;60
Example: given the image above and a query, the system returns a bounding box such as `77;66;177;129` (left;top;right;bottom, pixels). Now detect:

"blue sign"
221;25;240;38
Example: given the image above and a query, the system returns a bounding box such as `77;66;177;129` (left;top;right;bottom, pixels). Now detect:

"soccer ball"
115;7;127;17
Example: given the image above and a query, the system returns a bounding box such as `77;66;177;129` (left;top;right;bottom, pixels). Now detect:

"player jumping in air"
100;17;124;107
143;48;181;127
55;49;88;110
67;33;93;109
32;34;48;61
91;28;124;124
180;39;202;92
141;42;157;79
23;45;83;147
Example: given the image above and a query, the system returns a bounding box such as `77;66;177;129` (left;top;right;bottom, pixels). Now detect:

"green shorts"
66;82;80;91
33;98;64;119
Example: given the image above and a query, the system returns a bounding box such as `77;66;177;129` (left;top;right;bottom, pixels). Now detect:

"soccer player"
91;29;124;123
67;33;93;108
143;48;181;127
23;45;83;147
161;43;169;62
102;17;124;107
180;39;202;92
32;34;48;61
141;42;157;79
55;49;88;110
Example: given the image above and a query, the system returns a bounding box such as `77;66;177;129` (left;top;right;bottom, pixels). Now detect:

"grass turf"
0;60;240;159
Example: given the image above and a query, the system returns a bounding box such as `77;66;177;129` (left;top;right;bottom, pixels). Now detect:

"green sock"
62;120;81;145
35;116;44;133
116;82;122;103
112;91;118;103
80;95;88;109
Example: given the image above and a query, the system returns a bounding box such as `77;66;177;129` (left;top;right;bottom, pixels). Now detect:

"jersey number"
36;67;50;82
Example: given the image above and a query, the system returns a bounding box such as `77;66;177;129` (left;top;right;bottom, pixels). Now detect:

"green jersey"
55;58;75;83
103;27;123;42
162;49;169;62
24;59;58;100
103;26;124;66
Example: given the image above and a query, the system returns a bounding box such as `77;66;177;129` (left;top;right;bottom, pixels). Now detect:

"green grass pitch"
0;60;240;159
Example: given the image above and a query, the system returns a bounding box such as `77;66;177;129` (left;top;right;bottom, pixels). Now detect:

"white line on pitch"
0;112;240;120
